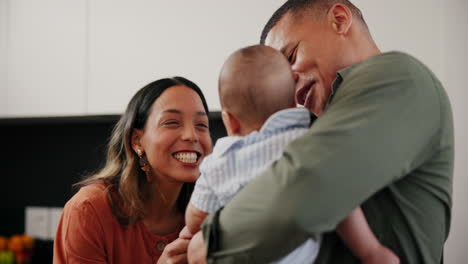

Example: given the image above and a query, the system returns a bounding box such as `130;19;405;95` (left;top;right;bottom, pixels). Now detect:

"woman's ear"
131;128;144;153
328;3;353;35
221;110;241;136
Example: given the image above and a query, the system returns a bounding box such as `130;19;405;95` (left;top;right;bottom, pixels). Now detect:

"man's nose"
292;71;300;82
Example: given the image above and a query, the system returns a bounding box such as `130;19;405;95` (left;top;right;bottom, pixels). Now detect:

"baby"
184;45;399;263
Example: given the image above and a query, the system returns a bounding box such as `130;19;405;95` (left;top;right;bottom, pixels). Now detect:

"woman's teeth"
174;152;197;163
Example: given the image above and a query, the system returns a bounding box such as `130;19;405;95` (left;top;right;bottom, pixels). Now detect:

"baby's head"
219;45;296;136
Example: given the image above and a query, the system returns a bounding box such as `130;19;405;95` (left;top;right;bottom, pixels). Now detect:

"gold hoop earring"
136;149;152;182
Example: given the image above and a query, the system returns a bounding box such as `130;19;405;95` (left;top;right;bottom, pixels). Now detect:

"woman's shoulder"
60;181;123;234
65;182;111;216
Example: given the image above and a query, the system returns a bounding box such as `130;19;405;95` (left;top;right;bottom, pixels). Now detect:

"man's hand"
187;231;207;264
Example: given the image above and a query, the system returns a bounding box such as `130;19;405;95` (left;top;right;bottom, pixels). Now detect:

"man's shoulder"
335;51;445;101
343;51;437;81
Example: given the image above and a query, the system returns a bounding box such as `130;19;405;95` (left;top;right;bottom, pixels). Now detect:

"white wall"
360;0;444;81
442;1;468;263
1;0;467;261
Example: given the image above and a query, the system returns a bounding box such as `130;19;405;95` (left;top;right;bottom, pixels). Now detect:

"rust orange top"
53;183;181;264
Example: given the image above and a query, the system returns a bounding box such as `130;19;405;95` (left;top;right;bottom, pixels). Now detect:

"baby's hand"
179;225;194;239
362;245;399;264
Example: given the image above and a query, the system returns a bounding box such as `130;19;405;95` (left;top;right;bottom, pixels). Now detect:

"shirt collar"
211;108;311;158
327;52;391;108
211;136;244;158
325;59;361;109
260;108;311;134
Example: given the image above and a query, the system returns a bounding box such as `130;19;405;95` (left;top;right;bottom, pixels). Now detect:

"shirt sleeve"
53;200;107;264
191;173;222;213
201;54;444;263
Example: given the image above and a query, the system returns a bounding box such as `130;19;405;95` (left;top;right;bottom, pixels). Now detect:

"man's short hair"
260;0;366;44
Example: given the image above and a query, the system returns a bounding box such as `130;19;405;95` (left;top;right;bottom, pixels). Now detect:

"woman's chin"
173;171;200;183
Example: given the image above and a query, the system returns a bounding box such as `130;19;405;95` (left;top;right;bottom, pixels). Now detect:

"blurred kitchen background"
0;0;467;263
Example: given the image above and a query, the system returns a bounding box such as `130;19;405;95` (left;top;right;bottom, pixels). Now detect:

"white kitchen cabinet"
0;0;7;116
86;0;285;114
5;0;86;117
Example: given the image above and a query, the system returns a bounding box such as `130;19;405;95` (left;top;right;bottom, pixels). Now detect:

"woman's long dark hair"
78;77;210;225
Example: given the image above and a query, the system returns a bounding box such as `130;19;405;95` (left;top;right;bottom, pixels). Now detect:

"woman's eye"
163;121;179;126
197;123;209;129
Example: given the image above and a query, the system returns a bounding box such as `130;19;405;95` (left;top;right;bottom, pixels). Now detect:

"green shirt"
202;51;454;264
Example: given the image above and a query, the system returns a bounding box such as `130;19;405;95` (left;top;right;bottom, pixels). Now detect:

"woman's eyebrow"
162;109;207;116
162;109;182;114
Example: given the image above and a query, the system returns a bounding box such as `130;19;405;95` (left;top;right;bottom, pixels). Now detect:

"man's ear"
221;110;241;136
328;3;353;35
131;128;144;153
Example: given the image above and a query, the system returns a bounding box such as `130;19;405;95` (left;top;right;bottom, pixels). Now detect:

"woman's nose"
181;125;198;142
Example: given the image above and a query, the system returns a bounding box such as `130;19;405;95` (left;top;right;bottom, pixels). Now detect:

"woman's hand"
157;238;190;264
179;226;194;239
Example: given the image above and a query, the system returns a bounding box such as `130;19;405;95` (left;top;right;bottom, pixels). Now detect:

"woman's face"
137;85;212;184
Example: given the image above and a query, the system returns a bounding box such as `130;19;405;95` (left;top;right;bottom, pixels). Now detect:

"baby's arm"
185;203;209;236
337;207;399;264
184;172;217;236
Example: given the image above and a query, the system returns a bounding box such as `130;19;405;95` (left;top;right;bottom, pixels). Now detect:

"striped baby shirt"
191;107;312;213
190;107;319;264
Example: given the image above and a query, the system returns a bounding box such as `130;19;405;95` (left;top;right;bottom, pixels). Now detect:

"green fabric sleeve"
202;53;443;263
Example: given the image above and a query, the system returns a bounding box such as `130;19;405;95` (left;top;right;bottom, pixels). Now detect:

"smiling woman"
53;77;212;264
134;85;211;186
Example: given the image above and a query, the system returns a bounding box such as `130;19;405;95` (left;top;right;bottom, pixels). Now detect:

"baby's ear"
221;110;241;136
